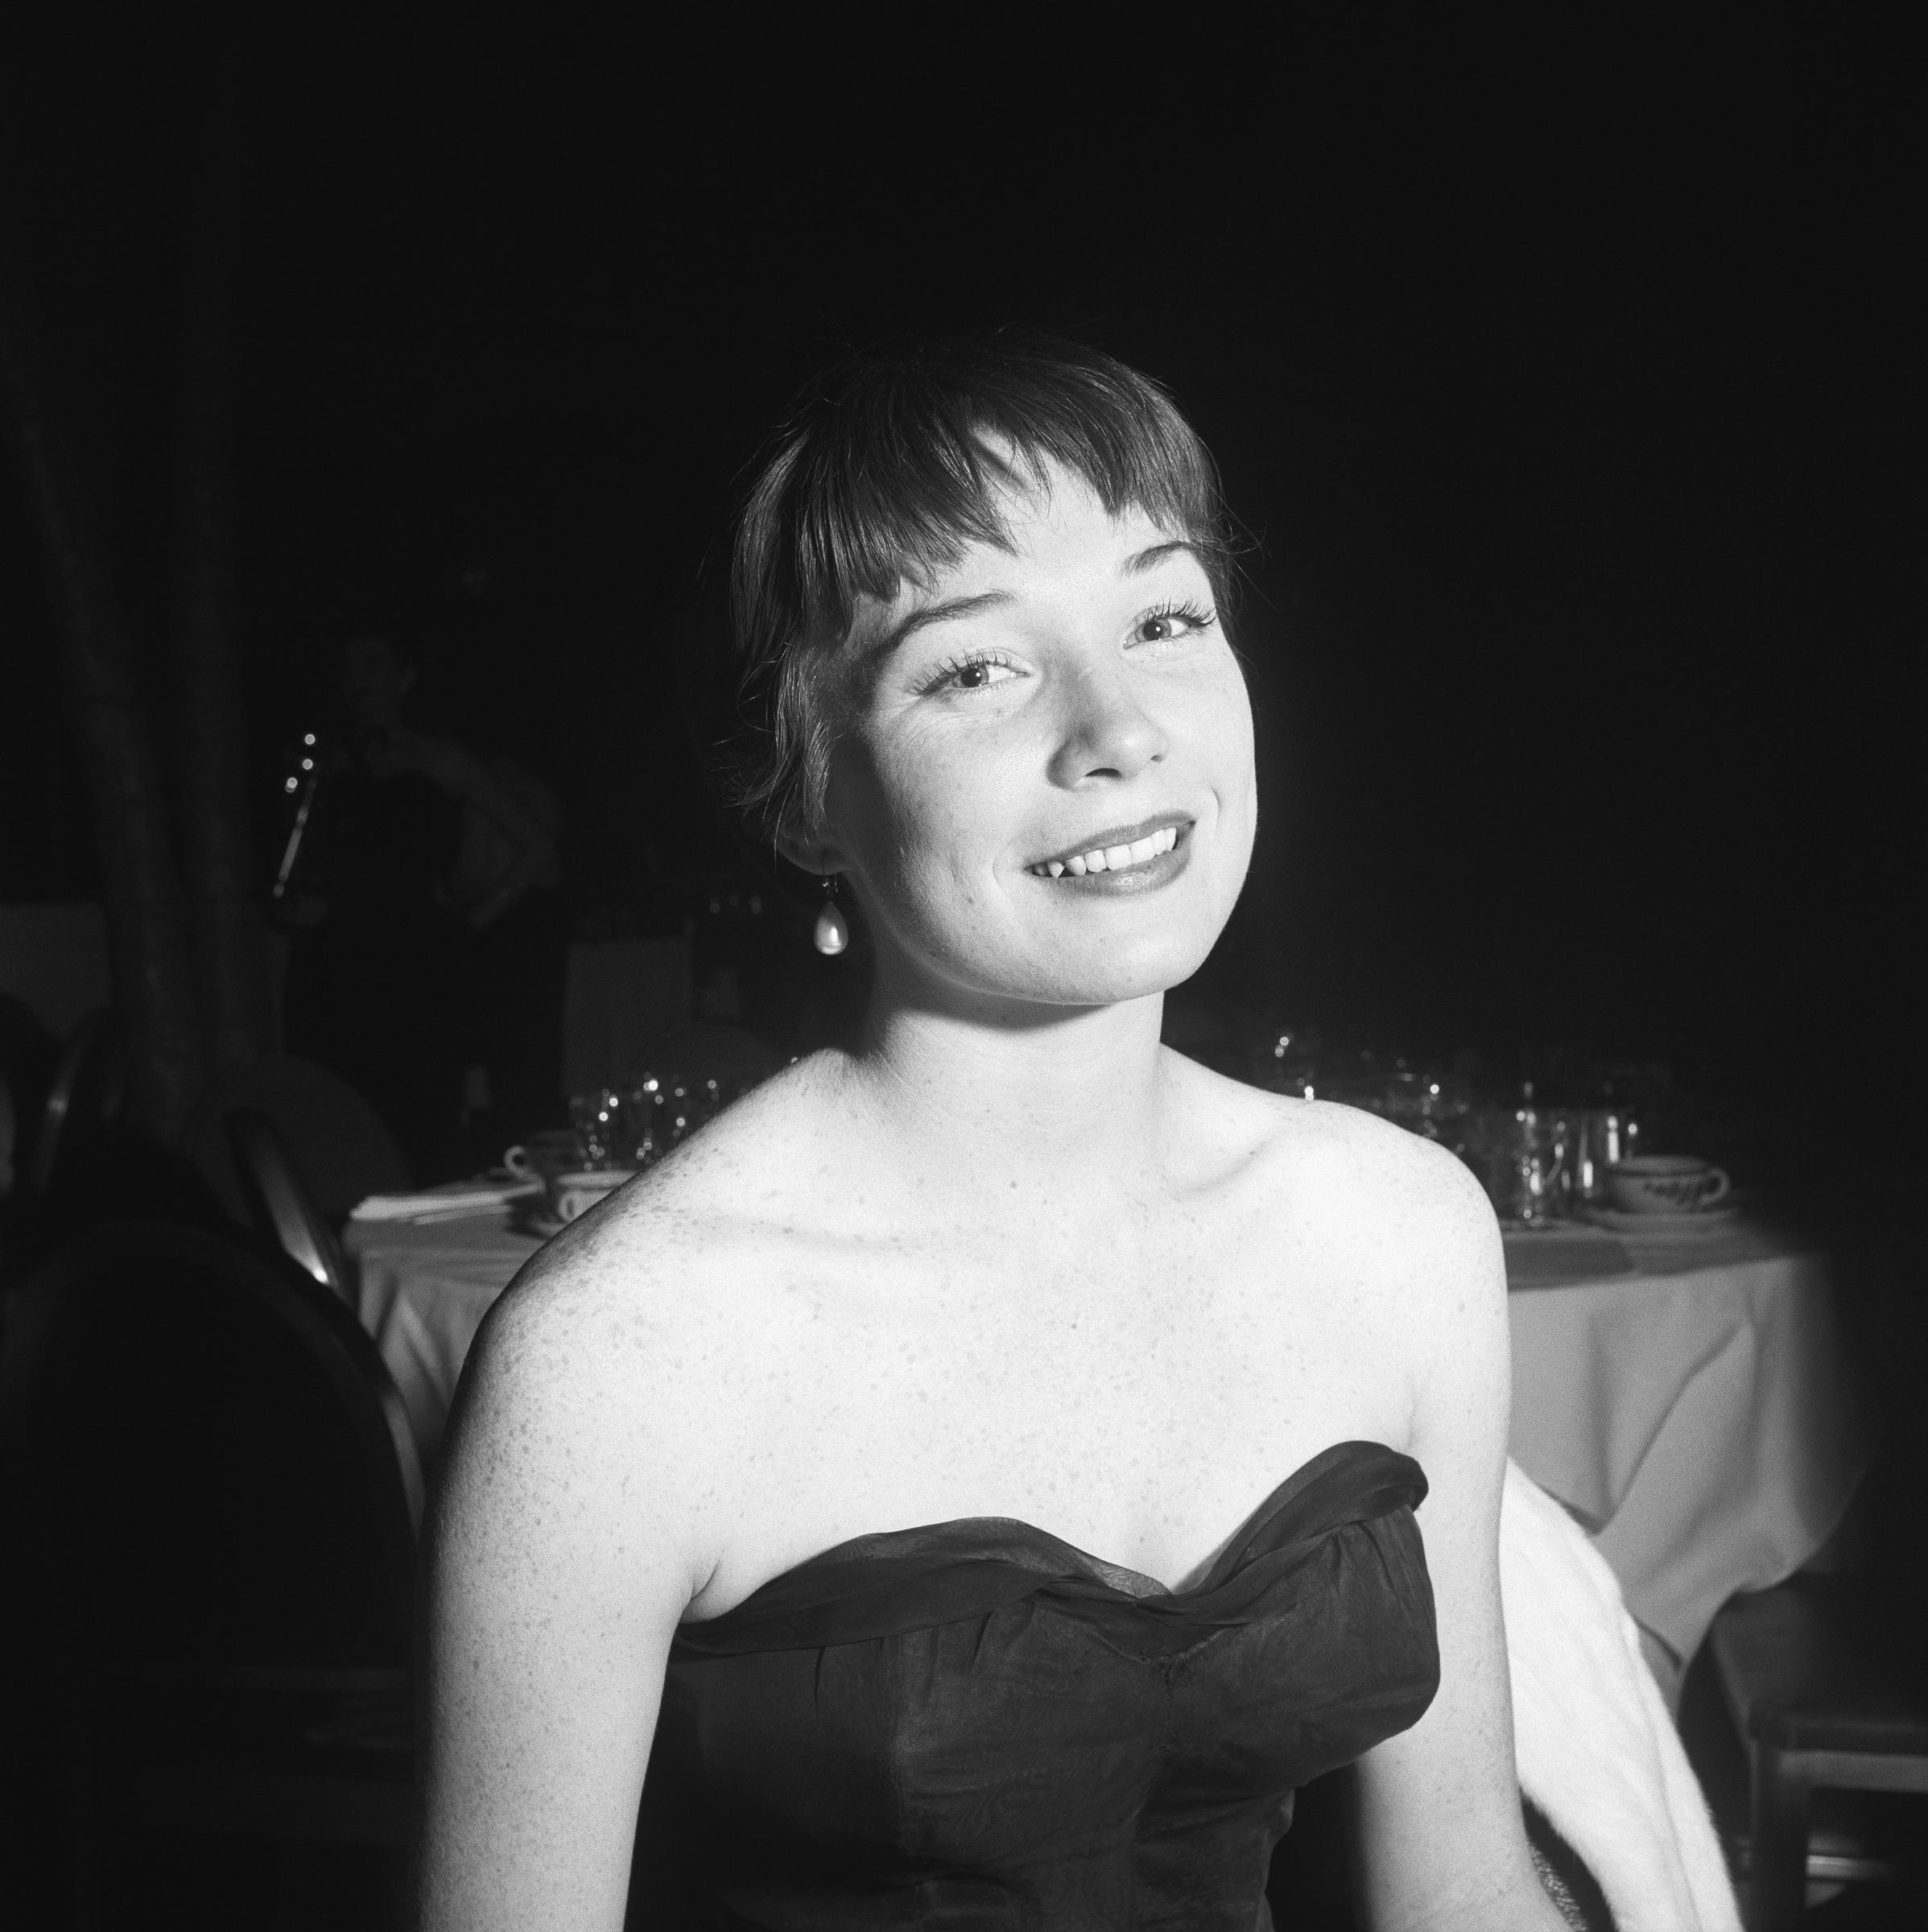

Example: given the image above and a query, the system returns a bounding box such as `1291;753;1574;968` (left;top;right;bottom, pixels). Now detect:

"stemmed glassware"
616;1072;730;1169
1461;1087;1572;1225
567;1088;627;1169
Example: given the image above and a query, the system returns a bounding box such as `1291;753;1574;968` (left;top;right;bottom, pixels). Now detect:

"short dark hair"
717;332;1236;842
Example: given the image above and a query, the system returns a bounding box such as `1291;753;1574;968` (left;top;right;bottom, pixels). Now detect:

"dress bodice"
631;1440;1439;1930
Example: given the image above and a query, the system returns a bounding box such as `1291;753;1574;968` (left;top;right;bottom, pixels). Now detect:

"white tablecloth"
350;1214;543;1453
1501;1216;1869;1702
346;1208;1869;1696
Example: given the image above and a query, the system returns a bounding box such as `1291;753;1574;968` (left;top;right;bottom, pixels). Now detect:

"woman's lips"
1027;814;1195;877
1026;819;1194;890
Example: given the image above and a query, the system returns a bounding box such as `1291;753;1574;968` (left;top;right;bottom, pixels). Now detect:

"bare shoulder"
432;1096;814;1620
448;1063;832;1473
456;1168;755;1445
1256;1087;1512;1468
419;1114;807;1929
1166;1048;1496;1235
1295;1092;1501;1290
1162;1050;1505;1337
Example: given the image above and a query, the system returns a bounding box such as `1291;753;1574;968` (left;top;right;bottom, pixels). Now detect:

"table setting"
1420;1070;1872;1703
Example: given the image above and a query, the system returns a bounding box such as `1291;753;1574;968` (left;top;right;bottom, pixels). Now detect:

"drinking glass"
621;1075;664;1167
1510;1111;1571;1224
1385;1066;1474;1149
661;1080;696;1150
1465;1101;1571;1224
1568;1108;1642;1201
568;1087;626;1169
618;1071;739;1170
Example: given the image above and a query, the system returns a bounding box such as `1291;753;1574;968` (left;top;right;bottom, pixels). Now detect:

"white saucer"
1579;1203;1740;1232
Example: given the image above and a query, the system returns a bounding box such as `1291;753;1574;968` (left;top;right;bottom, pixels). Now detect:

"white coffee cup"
504;1129;585;1183
1604;1155;1731;1215
549;1168;627;1224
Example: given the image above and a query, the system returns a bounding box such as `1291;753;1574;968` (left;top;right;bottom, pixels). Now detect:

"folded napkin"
350;1178;542;1223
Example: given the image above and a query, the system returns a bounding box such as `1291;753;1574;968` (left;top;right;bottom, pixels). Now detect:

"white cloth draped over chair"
1502;1459;1741;1931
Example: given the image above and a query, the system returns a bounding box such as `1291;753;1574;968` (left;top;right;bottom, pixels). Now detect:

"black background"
2;10;1917;1131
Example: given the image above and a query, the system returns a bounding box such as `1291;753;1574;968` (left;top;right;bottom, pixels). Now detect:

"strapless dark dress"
630;1441;1437;1930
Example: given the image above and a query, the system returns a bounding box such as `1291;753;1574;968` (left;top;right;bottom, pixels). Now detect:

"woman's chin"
910;935;1220;1017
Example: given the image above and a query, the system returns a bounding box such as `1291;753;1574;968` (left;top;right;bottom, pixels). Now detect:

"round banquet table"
345;1200;1869;1704
1498;1216;1869;1703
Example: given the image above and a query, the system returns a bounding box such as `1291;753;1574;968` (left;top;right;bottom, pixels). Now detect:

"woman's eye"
931;654;1019;694
1133;603;1215;646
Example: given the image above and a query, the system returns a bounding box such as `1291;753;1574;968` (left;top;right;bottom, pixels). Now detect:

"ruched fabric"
633;1440;1438;1930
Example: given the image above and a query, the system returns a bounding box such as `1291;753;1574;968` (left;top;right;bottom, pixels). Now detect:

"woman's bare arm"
1349;1141;1567;1932
416;1248;706;1930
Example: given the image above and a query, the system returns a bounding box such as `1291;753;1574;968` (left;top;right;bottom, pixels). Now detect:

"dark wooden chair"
6;1013;227;1276
188;1054;409;1228
225;1107;350;1302
0;1222;424;1925
24;1009;126;1200
1710;1574;1928;1928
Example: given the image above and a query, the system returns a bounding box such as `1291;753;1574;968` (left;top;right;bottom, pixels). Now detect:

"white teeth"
1032;824;1184;877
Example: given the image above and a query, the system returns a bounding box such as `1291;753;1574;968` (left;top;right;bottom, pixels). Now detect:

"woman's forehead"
872;480;1184;619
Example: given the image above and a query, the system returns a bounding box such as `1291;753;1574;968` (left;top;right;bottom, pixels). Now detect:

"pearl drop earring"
813;874;848;956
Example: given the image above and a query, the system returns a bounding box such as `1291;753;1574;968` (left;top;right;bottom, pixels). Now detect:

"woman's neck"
829;980;1175;1216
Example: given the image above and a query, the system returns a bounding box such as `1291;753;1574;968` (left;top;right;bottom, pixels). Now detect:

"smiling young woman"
417;336;1568;1930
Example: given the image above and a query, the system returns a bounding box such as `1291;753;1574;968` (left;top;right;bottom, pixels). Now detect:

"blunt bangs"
716;334;1236;844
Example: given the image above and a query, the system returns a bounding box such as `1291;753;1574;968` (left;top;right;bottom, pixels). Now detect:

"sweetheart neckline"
680;1438;1416;1631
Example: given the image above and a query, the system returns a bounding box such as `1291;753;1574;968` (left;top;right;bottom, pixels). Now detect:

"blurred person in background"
447;743;567;1161
283;632;559;1177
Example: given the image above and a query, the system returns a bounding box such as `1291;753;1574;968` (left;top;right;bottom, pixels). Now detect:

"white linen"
350;1214;543;1447
1507;1227;1870;1704
350;1178;542;1223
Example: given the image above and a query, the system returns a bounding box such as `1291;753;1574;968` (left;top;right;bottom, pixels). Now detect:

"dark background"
2;11;1917;1134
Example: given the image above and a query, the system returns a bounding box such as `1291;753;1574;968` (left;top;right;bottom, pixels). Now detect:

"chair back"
189;1055;410;1225
225;1107;350;1301
25;1009;125;1199
1;1223;423;1673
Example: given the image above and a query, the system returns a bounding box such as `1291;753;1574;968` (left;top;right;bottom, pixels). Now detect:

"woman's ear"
773;817;848;879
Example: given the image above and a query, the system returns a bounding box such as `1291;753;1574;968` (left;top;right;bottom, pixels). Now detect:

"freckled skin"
811;490;1256;1014
417;472;1566;1931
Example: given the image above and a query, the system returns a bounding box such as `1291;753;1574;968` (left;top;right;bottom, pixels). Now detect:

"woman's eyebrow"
869;544;1195;662
874;590;1014;659
1122;539;1201;576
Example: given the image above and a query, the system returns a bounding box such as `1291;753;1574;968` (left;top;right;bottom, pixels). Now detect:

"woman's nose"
1046;665;1170;789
